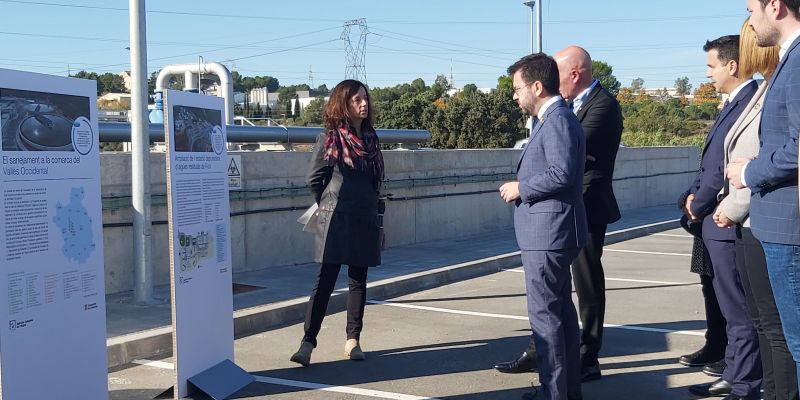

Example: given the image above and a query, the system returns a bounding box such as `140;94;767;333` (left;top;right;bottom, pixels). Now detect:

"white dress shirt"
571;79;599;114
537;95;563;121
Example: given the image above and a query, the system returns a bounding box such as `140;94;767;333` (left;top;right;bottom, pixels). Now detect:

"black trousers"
736;227;799;400
524;223;608;367
301;263;369;347
572;222;608;367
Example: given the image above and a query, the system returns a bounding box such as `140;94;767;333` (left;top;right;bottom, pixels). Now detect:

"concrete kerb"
104;219;680;369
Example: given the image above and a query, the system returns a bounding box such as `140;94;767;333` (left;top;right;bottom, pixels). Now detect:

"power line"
0;1;744;25
0;0;345;22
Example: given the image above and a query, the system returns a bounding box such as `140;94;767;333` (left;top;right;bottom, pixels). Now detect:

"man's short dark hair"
758;0;800;19
703;35;740;64
507;53;559;95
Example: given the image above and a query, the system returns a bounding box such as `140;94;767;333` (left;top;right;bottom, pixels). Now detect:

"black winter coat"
305;132;382;266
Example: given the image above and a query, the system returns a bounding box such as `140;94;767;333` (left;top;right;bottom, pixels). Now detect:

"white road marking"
252;375;444;400
369;301;704;337
651;233;693;238
132;359;174;369
131;359;443;400
604;249;691;257
605;277;697;286
606;219;680;235
500;269;697;286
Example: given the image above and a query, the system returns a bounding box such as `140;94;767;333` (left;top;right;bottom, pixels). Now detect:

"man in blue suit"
500;53;587;400
728;0;800;391
683;35;762;400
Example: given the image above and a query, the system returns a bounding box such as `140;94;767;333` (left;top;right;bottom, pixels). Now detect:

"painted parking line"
131;359;443;400
251;376;443;400
500;269;697;286
132;359;174;369
651;233;693;238
368;301;704;337
604;248;691;257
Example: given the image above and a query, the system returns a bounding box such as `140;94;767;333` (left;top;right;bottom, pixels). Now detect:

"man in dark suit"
683;35;762;400
728;0;800;392
494;45;622;382
500;53;587;400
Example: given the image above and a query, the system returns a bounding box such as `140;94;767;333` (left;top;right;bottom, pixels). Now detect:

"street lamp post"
523;1;542;54
523;1;535;54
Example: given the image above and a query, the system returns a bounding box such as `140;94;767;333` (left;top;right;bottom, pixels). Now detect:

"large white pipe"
156;62;234;124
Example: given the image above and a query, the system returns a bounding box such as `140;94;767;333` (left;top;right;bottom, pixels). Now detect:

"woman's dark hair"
324;79;374;132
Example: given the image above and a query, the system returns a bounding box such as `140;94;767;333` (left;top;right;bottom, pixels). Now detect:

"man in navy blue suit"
500;53;587;400
683;35;762;400
728;0;800;392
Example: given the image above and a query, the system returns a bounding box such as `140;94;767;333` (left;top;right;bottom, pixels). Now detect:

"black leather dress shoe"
688;379;732;396
494;351;537;373
703;359;726;377
679;347;724;367
580;363;601;382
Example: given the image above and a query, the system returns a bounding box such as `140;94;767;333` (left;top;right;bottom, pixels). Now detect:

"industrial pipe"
155;62;234;123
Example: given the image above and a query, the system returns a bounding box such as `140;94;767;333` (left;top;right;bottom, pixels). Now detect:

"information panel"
0;69;107;399
163;89;235;398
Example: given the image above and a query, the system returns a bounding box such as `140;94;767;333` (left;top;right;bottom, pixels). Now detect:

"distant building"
446;87;494;96
641;87;694;103
293;90;329;114
247;87;281;110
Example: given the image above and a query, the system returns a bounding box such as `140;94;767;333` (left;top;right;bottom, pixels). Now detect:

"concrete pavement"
109;224;727;399
105;204;680;368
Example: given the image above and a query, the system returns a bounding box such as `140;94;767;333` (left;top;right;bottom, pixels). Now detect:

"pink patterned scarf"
323;124;384;188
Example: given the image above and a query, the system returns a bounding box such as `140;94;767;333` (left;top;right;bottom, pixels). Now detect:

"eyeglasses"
513;83;532;93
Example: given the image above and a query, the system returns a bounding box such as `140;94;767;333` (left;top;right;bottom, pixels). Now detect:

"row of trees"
75;61;722;149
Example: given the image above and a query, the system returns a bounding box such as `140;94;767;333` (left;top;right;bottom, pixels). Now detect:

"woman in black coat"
290;79;385;367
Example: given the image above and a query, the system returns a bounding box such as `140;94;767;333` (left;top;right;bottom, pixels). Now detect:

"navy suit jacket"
514;99;588;251
686;80;758;241
745;36;800;245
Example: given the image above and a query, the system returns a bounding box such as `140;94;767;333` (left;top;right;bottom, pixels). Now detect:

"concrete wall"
99;145;699;295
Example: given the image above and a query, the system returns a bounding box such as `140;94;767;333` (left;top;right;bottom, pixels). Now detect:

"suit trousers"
571;222;607;367
736;228;798;400
704;237;763;397
522;248;581;400
302;263;369;347
700;273;728;358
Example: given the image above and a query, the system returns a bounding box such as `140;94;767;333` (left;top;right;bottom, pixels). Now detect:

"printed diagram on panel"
52;187;95;263
178;230;212;272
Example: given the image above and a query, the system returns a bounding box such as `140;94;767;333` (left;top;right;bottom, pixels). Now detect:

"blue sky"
0;0;750;92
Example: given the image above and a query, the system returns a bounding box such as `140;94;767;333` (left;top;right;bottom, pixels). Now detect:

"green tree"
592;60;621;96
675;76;692;96
97;72;126;94
230;71;245;92
299;97;326;126
497;75;513;91
461;83;478;96
630;77;644;92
